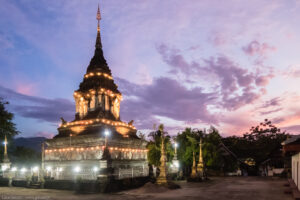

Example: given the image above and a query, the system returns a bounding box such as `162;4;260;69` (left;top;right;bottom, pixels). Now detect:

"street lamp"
172;141;179;173
32;166;39;172
46;166;52;171
74;166;81;173
11;167;17;172
21;167;27;173
174;142;178;157
93;166;98;172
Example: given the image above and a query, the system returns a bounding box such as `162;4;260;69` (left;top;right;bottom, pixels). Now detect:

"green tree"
0;98;19;161
223;119;288;174
147;124;173;167
176;127;232;176
243;119;288;165
12;146;41;166
0;98;19;139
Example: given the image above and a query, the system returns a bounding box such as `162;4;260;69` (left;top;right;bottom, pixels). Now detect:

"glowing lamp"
93;167;98;172
174;143;178;148
32;166;39;172
74;166;81;173
104;129;110;136
11;167;17;172
21;168;27;173
1;165;7;171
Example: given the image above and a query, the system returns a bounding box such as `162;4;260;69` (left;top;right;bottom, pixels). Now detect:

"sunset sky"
1;0;300;138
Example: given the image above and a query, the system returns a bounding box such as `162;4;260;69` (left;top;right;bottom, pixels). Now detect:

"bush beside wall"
0;178;9;186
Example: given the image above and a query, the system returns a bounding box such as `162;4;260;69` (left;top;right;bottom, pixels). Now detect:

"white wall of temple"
44;148;147;161
43;160;149;180
292;153;300;191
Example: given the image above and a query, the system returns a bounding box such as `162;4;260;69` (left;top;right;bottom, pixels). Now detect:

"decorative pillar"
90;95;96;111
105;95;109;111
75;98;79;113
79;98;84;119
156;135;168;185
102;94;106;111
191;151;197;178
83;101;88;116
197;138;204;178
3;135;10;164
1;134;11;178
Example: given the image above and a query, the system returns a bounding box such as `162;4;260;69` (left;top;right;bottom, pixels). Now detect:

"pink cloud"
255;74;274;86
242;40;276;57
15;83;37;96
35;131;55;138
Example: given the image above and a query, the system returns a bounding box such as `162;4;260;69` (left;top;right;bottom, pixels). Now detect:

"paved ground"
0;177;294;200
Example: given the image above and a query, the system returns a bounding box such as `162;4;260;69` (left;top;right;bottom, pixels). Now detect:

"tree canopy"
222;119;288;170
0;98;19;140
147;124;173;167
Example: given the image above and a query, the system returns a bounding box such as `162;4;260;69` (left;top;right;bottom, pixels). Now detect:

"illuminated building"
43;5;148;181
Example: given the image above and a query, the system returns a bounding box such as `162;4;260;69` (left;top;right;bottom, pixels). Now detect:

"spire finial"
97;4;101;32
95;4;102;49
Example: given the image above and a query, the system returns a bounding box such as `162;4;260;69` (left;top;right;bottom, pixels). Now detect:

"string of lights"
45;146;148;153
74;88;122;99
84;72;113;80
60;117;136;129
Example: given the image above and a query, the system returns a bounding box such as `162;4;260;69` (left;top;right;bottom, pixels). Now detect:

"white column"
83;101;88;116
105;95;109;111
90;95;96;111
75;98;79;113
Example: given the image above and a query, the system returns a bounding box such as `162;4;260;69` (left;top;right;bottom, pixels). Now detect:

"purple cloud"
260;108;283;115
157;44;274;111
0;85;74;123
115;77;218;129
282;125;300;134
242;40;276;57
156;44;202;76
261;97;282;108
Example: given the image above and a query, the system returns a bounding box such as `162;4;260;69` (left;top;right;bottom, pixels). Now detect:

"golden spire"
4;134;7;156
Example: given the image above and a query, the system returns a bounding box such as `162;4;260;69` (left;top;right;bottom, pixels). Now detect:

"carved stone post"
156;136;168;185
191;151;197;178
197;138;204;178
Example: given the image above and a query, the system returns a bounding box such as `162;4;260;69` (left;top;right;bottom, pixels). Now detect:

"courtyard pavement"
0;177;294;200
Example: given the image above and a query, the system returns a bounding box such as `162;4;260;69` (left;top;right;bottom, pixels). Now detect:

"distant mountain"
13;137;47;152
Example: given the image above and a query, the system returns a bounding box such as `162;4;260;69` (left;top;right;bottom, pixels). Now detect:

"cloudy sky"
1;0;300;138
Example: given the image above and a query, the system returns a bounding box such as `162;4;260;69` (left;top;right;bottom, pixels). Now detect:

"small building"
282;135;300;190
43;6;148;181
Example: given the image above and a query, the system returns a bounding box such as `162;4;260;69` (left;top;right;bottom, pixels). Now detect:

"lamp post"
104;129;110;147
174;142;178;160
69;134;72;146
172;141;179;174
1;134;11;177
3;134;10;163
